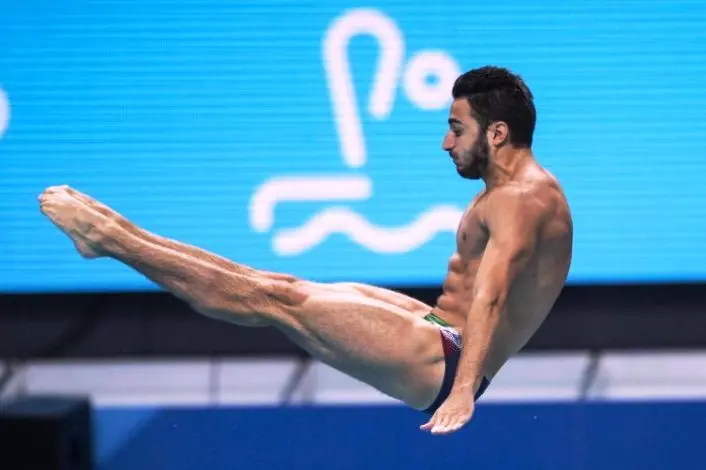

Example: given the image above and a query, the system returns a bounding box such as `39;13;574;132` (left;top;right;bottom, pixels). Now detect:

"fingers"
420;412;449;434
431;414;453;435
437;418;464;435
420;411;470;435
419;419;434;431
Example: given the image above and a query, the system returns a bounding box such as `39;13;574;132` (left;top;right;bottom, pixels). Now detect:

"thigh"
332;282;433;315
272;282;446;410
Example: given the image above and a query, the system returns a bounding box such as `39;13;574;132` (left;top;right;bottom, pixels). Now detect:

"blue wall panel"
3;1;706;291
95;402;706;470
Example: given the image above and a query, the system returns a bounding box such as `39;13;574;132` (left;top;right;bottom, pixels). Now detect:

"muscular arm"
451;187;546;397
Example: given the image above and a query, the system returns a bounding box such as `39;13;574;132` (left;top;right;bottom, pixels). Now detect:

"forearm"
452;299;502;395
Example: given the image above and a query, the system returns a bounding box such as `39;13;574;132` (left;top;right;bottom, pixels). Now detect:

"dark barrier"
6;284;706;360
96;401;706;470
0;396;94;470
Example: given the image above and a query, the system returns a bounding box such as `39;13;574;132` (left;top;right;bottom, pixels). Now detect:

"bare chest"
455;205;488;260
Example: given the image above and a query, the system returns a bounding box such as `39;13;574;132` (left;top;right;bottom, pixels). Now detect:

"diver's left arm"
420;187;545;435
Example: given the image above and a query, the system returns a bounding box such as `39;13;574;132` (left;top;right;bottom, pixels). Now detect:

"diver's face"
441;99;490;180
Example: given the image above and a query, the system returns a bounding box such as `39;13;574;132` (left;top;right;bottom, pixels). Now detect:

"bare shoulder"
486;168;571;230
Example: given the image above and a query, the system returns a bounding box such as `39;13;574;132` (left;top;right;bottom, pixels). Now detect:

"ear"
488;122;510;147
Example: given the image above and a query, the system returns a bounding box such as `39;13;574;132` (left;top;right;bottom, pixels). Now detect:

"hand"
420;392;475;435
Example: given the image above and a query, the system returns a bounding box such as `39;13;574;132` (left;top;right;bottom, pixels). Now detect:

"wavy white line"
249;176;372;232
273;205;463;255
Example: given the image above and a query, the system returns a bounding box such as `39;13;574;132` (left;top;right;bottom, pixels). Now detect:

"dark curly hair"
452;66;536;147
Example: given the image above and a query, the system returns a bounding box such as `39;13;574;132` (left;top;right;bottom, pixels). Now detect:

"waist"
423;312;454;329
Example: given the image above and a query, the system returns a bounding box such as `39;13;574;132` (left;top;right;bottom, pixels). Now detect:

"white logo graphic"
249;9;464;256
0;88;9;140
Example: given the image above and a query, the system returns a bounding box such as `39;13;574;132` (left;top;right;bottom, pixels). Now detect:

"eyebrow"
448;118;463;127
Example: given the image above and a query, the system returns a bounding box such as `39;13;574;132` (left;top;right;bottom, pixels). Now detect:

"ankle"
87;218;124;256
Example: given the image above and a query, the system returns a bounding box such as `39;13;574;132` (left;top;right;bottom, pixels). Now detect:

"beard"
454;133;490;180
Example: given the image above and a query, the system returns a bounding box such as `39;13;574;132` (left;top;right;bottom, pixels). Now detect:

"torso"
431;164;573;380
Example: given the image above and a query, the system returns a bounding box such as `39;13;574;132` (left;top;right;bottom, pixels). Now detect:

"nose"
442;132;454;151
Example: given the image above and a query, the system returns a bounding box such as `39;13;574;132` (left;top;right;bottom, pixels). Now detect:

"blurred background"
2;1;706;469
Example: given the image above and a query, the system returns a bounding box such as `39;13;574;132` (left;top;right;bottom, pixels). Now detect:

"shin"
98;222;291;327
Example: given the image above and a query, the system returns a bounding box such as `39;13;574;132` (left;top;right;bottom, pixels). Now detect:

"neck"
482;146;534;189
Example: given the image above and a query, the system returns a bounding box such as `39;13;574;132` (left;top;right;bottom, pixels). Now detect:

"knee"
186;270;264;316
239;279;311;325
193;271;309;320
269;279;311;308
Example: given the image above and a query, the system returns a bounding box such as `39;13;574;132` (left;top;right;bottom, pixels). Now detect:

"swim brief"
422;312;490;415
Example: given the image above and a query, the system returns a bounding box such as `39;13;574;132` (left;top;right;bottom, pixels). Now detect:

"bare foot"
38;185;111;259
64;186;126;226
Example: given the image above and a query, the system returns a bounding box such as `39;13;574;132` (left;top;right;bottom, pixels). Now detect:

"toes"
64;186;78;197
39;186;57;200
58;186;97;208
40;185;71;196
68;188;91;204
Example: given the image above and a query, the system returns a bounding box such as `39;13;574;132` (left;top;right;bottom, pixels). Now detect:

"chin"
456;166;482;180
